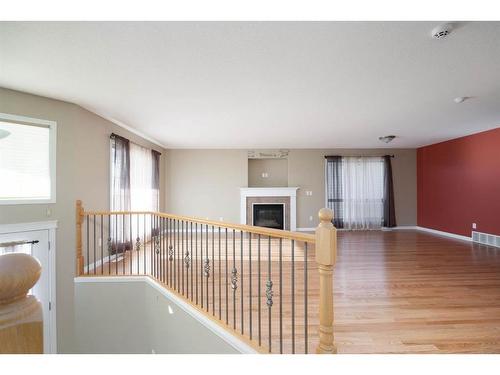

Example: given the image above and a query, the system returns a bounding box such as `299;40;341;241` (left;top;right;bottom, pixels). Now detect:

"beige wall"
248;158;288;187
167;148;417;229
0;87;166;352
166;149;248;222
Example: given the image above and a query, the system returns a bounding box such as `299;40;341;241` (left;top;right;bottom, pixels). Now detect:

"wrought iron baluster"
86;215;89;275
135;216;140;276
115;215;118;275
205;224;209;312
225;228;228;325
232;229;237;329
279;238;283;354
108;215;111;275
101;214;104;275
304;242;308;354
267;236;272;353
150;214;153;278
249;232;252;339
218;227;221;320
240;230;244;335
190;222;193;301
291;239;295;354
172;219;177;289
181;220;184;295
123;213;126;275
184;220;191;297
212;225;215;316
169;218;173;286
195;222;199;305
200;222;204;309
129;213;133;275
258;234;261;346
93;215;96;275
143;214;146;275
177;219;181;292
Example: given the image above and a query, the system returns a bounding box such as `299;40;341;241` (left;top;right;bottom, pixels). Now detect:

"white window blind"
0;119;54;203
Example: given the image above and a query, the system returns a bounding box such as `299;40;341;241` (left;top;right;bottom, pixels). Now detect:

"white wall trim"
74;276;257;354
296;227;315;232
415;226;471;242
0;220;58;234
240;187;298;232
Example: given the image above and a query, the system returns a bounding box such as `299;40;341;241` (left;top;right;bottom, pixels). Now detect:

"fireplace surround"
240;187;298;231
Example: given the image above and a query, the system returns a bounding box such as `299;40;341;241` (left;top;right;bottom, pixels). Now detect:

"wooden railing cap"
318;208;334;223
0;254;41;305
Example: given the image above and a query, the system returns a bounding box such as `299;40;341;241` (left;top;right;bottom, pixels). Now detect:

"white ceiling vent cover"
472;231;500;248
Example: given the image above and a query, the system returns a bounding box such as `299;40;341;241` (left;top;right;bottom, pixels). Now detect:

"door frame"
0;220;58;353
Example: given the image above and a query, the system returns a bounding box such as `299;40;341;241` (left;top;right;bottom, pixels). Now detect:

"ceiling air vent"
472;231;500;249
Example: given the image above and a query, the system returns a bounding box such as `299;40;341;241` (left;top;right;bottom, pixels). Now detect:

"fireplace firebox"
253;204;284;230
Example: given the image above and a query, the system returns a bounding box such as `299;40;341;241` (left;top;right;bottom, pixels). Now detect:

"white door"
0;229;52;353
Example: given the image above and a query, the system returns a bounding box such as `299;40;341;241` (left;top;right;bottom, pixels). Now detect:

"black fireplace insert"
253;204;284;230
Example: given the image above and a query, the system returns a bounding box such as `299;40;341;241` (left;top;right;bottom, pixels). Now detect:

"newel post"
315;208;337;354
76;200;84;276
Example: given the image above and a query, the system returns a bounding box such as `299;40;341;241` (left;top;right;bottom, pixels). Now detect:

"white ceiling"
1;21;499;149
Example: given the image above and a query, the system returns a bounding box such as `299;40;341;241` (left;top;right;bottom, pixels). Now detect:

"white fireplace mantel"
240;187;299;231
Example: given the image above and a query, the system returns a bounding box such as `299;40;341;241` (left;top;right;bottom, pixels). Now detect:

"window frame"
0;112;57;205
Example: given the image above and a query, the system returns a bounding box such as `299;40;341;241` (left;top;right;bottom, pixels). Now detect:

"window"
326;156;394;230
0;113;57;205
109;133;160;254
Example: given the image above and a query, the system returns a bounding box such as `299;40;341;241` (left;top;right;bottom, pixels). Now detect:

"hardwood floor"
89;230;500;353
334;230;500;353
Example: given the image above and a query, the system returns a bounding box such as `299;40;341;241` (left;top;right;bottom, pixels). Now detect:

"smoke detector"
454;96;471;104
379;135;396;144
431;23;454;39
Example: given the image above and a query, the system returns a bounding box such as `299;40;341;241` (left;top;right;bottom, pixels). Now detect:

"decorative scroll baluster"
231;267;238;290
184;249;191;270
204;258;210;277
107;237;112;275
205;224;209;311
266;280;273;307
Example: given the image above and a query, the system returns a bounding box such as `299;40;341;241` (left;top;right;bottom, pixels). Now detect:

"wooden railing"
75;200;337;354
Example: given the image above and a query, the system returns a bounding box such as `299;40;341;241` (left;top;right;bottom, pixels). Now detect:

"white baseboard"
415;226;471;242
84;254;123;274
296;227;315;232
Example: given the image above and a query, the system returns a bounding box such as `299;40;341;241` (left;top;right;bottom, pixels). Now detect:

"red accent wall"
417;127;500;237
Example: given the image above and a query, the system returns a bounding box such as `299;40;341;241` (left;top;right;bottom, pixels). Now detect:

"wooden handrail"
0;253;43;353
75;200;337;354
82;209;316;243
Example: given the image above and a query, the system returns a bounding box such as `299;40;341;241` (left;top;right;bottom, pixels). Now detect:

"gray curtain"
110;133;132;254
383;155;397;227
151;149;161;237
325;156;344;228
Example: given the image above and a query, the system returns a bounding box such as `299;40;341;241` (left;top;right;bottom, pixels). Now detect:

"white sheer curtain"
130;143;155;212
341;157;385;230
129;143;159;244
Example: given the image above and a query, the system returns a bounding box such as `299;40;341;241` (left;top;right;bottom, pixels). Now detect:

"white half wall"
74;277;255;354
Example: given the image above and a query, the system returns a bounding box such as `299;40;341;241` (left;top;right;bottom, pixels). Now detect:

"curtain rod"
110;133;162;155
324;154;394;158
